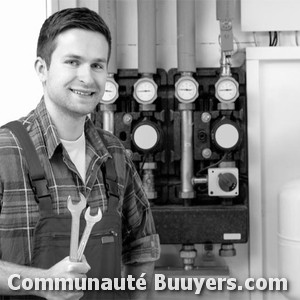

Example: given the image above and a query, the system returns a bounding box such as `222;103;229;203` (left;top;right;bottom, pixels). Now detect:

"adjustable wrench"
77;206;102;261
67;194;86;262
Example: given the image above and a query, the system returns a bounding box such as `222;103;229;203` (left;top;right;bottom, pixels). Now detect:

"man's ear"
34;57;48;83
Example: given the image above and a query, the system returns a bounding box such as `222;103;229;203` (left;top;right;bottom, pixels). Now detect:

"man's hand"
47;255;91;277
0;256;90;299
35;256;91;300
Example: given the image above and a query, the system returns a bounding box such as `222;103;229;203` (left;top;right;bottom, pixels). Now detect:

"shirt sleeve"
121;155;160;265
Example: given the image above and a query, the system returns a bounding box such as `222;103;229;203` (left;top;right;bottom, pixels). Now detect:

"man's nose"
77;65;93;84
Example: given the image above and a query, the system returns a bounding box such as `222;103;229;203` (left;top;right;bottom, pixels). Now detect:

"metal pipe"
98;0;117;74
101;105;115;134
220;51;232;77
179;105;195;199
98;1;118;134
177;0;196;73
176;0;196;199
137;0;156;74
192;176;208;185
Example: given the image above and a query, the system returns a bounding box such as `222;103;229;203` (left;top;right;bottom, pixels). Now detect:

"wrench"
77;206;102;261
67;194;86;262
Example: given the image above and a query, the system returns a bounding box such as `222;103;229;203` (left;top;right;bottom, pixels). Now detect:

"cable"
139;153;149;176
253;32;258;47
232;36;240;56
272;32;278;46
253;31;279;47
295;31;299;46
195;152;230;177
269;31;278;46
274;32;278;46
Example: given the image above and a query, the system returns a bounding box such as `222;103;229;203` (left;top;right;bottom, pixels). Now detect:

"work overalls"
4;159;129;300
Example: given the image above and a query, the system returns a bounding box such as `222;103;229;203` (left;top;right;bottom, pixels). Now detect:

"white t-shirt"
61;132;86;183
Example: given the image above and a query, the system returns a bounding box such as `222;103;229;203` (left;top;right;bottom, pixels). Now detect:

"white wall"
0;0;46;126
241;0;300;32
247;47;300;300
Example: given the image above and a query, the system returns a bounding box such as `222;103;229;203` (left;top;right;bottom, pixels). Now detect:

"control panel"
93;66;248;246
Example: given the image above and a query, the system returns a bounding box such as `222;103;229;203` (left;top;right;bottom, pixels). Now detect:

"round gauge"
175;76;199;103
101;78;119;104
215;124;239;150
133;78;158;104
212;118;241;151
215;77;239;103
132;121;162;153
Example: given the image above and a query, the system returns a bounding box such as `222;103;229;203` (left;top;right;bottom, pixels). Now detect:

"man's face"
42;28;109;118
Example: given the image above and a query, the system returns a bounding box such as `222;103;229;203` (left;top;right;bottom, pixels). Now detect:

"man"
0;7;160;300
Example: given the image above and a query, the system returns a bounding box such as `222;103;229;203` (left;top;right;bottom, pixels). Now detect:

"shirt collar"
34;98;110;161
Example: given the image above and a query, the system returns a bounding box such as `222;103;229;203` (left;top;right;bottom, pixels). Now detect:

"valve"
208;168;239;197
219;243;236;257
218;172;237;192
141;162;157;199
180;244;197;270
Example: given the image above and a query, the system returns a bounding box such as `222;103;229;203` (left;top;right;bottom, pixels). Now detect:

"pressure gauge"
215;76;239;103
175;76;199;103
211;118;241;151
101;77;119;104
132;120;162;153
133;78;158;104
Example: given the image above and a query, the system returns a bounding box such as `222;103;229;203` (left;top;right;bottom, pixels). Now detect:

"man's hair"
37;7;112;68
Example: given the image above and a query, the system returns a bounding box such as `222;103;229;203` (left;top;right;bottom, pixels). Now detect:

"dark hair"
37;7;111;68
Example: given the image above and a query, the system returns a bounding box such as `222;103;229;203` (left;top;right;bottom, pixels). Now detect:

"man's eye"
92;63;105;70
66;60;78;66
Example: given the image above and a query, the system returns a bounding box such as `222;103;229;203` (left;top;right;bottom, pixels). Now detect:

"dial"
218;172;238;192
133;78;158;104
133;124;159;151
212;118;241;151
215;77;239;103
132;120;162;153
175;76;199;103
101;78;119;104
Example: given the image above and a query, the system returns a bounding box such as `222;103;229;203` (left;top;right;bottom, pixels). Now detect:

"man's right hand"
34;256;91;300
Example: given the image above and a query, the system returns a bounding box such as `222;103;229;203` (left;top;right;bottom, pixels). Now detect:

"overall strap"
96;127;120;211
102;158;119;211
2;121;52;215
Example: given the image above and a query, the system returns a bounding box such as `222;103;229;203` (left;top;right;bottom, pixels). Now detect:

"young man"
0;7;160;300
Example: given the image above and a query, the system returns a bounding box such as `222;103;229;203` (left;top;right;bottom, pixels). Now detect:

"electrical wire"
268;32;272;46
232;36;240;56
269;31;278;46
295;31;299;46
274;31;278;46
139;153;149;176
195;152;230;177
253;32;258;46
253;31;278;47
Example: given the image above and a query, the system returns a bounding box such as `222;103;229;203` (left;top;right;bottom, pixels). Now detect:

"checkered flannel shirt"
0;98;160;266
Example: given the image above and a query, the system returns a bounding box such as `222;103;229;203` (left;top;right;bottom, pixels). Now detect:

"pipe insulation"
98;0;117;74
177;0;196;73
137;0;156;74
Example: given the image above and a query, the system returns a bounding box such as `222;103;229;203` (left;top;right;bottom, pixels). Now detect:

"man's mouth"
70;88;95;96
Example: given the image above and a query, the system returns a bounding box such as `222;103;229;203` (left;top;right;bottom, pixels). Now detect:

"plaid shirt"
0;98;160;266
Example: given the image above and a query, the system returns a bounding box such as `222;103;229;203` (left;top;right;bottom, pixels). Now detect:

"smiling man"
37;28;109;140
0;7;160;300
